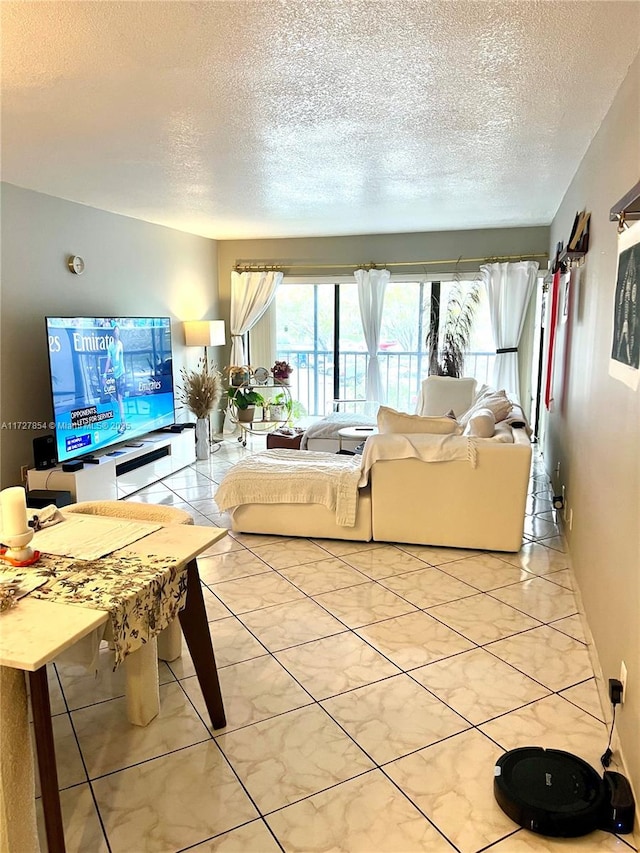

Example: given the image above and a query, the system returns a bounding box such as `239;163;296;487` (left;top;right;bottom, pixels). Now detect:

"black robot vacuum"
494;747;635;837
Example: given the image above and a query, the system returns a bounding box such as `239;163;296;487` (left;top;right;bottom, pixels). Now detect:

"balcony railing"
277;349;496;416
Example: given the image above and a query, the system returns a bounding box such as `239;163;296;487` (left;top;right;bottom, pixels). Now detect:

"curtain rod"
234;252;548;273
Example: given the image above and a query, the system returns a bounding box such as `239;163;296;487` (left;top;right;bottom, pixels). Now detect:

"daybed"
301;411;375;451
215;383;532;552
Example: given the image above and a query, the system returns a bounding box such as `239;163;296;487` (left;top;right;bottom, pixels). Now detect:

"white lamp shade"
184;320;226;348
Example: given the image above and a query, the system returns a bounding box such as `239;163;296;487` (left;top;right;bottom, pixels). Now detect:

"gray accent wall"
545;51;640;792
217;227;550;294
216;226;550;406
0;183;219;486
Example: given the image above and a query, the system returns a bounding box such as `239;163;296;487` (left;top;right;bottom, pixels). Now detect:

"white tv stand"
27;430;196;502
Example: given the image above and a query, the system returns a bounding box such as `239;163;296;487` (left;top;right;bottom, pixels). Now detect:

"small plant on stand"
229;365;251;387
227;387;265;423
272;360;293;385
270;391;292;422
179;359;223;459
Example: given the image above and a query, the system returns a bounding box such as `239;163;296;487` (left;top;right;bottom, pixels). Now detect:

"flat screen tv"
45;316;176;463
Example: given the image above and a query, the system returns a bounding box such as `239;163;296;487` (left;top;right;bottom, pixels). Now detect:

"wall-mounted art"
609;223;640;390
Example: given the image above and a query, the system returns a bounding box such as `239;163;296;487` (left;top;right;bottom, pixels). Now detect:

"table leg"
124;637;160;726
178;559;226;729
0;667;39;853
157;619;182;662
29;666;66;853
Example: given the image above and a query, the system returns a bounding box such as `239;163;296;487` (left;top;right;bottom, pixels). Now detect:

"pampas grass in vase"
179;358;223;458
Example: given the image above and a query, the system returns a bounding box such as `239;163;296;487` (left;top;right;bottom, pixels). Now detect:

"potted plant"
229;365;250;387
272;359;293;385
178;359;223;459
426;280;481;377
269;391;292;422
227;386;265;423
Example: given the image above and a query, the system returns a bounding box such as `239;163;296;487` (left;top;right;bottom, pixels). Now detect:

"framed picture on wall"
609;223;640;390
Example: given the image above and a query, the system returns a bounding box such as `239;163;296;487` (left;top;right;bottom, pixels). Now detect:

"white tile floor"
37;440;638;852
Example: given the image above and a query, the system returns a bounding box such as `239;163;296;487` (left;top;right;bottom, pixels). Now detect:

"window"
271;277;495;416
275;282;335;416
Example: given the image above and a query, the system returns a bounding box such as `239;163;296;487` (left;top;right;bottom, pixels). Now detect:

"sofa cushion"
473;382;491;402
415;376;477;417
377;406;461;435
492;422;515;442
463;406;496;438
459;389;512;428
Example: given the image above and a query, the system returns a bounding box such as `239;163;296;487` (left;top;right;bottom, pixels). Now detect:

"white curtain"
230;270;283;365
248;301;277;371
480;261;538;400
355;268;390;403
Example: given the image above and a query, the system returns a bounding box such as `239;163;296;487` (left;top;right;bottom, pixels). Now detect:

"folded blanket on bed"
300;411;375;449
359;433;477;485
215;449;363;526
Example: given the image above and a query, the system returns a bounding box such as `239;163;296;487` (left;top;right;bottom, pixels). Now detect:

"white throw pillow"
463;407;496;438
473;383;491;402
459;389;512;428
377;406;461;435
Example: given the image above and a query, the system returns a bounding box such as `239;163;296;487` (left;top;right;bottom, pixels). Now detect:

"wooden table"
0;524;227;853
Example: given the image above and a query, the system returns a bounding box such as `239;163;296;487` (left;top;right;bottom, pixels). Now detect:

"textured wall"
0;183;219;486
544;52;640;792
2;2;638;239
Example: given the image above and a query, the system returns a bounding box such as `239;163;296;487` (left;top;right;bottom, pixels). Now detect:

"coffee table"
337;425;378;451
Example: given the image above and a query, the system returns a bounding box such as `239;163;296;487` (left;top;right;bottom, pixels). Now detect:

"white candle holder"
3;528;34;563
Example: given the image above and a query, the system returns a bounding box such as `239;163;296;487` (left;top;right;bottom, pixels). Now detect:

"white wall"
0;183;219;486
544;52;640;791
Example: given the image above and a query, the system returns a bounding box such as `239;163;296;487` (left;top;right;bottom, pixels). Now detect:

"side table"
266;429;305;450
338;425;378;452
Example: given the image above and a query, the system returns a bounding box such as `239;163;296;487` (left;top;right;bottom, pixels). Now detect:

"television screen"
46;316;175;463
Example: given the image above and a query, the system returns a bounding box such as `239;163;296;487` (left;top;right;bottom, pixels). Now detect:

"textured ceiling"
1;1;639;239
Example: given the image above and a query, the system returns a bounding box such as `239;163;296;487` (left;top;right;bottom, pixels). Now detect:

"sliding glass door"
274;283;335;416
267;276;495;416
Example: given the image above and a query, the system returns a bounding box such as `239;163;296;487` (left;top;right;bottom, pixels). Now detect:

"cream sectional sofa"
223;423;532;553
368;426;531;551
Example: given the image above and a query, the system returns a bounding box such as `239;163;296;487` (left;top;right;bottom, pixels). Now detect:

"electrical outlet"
620;661;627;705
20;465;29;486
568;508;573;531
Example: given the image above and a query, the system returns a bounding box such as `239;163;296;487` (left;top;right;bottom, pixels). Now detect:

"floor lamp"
183;320;226;452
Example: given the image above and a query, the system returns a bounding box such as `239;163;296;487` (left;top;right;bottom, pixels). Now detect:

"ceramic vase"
270;405;287;421
195;418;209;460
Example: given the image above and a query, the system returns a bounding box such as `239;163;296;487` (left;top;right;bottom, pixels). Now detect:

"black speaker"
33;435;57;470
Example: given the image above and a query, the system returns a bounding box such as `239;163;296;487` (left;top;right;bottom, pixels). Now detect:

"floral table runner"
4;551;187;665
